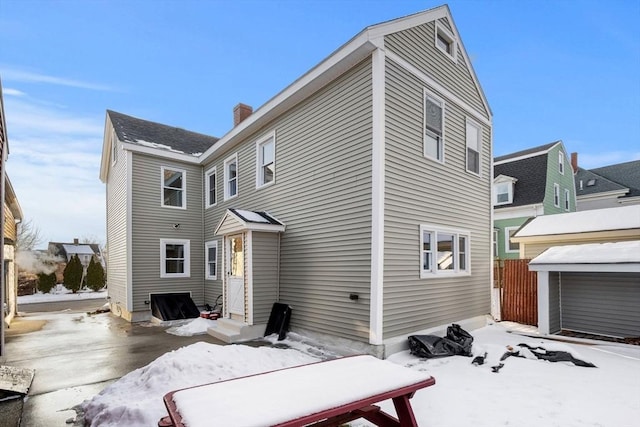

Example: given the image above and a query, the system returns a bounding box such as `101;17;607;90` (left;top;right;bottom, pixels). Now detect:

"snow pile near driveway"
79;323;640;427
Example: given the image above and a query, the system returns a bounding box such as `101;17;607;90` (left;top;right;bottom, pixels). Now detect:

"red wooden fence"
501;259;537;326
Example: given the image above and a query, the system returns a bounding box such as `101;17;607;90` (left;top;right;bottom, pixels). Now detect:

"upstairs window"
161;167;186;209
494;176;517;206
224;154;238;200
435;23;457;61
160;239;190;278
424;91;445;162
205;167;216;208
559;151;565;175
205;240;218;280
256;132;275;188
111;135;118;166
420;225;470;278
466;118;481;175
554;183;560;208
564;188;570;211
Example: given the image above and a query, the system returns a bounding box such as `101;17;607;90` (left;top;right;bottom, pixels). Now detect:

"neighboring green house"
100;5;493;357
493;141;576;260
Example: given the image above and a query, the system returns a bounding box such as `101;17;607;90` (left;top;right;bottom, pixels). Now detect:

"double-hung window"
205;241;218;280
564;188;570;211
420;225;470;278
424;91;445;162
559;151;565;175
505;227;520;254
205;167;216;208
161;167;186;209
256;132;275;188
466;118;481;175
224;154;238;200
111;135;118;166
553;183;560;208
160;239;190;278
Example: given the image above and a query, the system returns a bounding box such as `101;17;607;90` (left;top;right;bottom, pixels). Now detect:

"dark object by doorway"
408;324;474;358
151;293;200;321
264;302;292;341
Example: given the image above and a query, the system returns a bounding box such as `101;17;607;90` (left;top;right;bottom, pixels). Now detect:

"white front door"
226;234;245;317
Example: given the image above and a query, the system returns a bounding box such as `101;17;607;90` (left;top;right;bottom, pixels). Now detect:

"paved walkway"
1;300;226;426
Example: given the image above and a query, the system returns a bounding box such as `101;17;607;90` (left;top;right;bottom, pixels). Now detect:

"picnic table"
159;354;435;427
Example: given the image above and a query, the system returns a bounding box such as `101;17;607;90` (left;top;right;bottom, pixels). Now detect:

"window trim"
434;22;458;62
224;153;239;201
553;183;561;208
465;117;482;176
205;240;218;280
420;224;470;278
559;151;565;175
493;229;499;259
111;134;118;166
161;166;187;210
564;188;570;211
160;238;190;278
504;227;520;254
255;131;276;189
205;166;217;208
423;89;445;163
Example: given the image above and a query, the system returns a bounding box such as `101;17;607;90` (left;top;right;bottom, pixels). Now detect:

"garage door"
561;272;640;338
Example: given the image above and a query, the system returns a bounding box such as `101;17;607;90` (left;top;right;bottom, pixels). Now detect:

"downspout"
276;232;281;301
0;145;6;358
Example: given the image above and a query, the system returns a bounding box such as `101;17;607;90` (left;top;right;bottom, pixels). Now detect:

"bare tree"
16;219;44;251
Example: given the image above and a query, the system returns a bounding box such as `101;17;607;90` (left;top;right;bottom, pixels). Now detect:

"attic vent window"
435;23;457;61
586;179;596;187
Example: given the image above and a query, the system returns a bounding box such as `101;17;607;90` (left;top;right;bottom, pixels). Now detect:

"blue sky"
1;0;639;247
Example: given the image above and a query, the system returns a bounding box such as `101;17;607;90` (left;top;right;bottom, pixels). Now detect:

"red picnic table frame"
159;355;435;427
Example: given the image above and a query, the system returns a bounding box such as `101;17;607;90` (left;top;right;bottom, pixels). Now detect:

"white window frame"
420;225;470;278
205;240;218;280
553;183;560;208
505;227;520;254
423;90;445;163
465;118;481;176
434;22;458;62
493;229;499;259
161;166;187;209
111;134;118;166
205;166;217;208
256;131;276;189
559;151;565;175
160;239;190;278
224;153;238;200
494;182;513;205
564;188;570;211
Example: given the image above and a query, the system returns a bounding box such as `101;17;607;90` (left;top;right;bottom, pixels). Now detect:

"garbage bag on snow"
408;324;474;358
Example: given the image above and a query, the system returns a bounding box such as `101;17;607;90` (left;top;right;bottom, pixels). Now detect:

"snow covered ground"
78;319;640;427
18;289;639;426
18;285;107;303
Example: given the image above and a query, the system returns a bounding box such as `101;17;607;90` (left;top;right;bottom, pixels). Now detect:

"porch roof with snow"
214;209;285;235
529;241;640;273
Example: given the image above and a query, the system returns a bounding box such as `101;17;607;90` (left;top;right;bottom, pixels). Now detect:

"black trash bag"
408;324;474;358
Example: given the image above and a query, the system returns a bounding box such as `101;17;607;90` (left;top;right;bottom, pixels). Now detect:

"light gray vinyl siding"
382;56;492;338
252;232;279;324
385;18;488;120
204;58;373;341
560;272;640;338
131;153;204;311
549;272;561;334
106;139;129;310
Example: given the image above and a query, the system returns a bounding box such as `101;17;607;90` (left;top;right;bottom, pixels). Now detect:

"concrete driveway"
2;299;226;426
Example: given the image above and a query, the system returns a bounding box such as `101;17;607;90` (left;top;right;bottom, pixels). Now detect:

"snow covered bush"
36;271;57;293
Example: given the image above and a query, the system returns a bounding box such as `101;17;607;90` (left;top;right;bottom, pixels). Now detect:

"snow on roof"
515;205;640;237
530;241;640;265
62;244;96;255
234;209;272;223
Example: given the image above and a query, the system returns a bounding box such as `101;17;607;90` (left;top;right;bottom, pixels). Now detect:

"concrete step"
207;318;266;343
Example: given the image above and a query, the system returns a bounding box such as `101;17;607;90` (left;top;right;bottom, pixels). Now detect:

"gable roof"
494;153;548;208
48;241;102;259
575;167;628;196
107;110;219;156
590;160;640;199
215;209;285;235
514;205;640;238
494;141;560;164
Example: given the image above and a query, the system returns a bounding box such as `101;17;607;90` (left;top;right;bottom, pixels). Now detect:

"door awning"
215;209;285;235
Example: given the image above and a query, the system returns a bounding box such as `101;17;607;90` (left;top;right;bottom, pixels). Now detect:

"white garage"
530;241;640;339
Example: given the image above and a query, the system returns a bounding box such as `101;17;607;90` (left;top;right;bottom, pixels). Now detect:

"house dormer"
493;174;517;206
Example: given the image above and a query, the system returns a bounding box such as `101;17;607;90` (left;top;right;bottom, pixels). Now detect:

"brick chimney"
571;152;578;173
73;238;79;245
233;103;253;127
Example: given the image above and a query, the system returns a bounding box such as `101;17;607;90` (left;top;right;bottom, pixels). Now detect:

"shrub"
37;272;57;293
86;256;106;292
63;254;83;293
